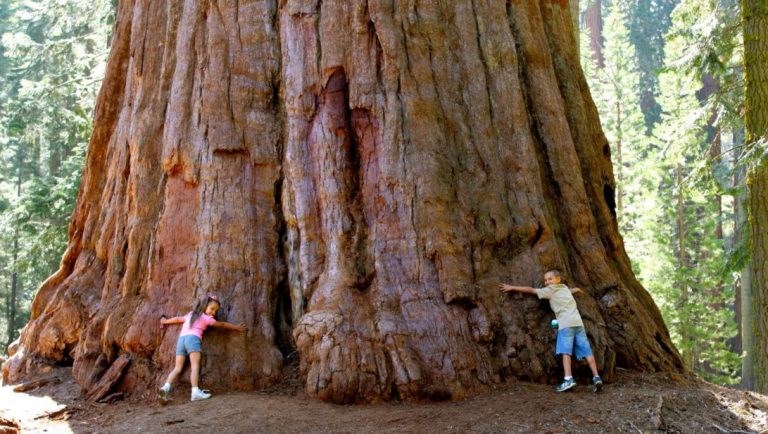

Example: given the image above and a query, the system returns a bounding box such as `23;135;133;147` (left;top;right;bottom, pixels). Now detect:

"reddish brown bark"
584;0;604;68
3;0;683;403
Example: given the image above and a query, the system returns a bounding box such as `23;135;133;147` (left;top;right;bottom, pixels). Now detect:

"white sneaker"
190;388;211;401
158;387;171;405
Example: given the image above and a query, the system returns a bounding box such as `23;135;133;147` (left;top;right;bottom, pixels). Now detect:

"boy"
499;269;603;392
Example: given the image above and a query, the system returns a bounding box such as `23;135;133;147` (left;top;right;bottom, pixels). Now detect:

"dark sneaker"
554;377;576;392
158;388;170;405
592;375;603;393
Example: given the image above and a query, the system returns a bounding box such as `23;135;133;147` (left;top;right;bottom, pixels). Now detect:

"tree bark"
743;0;768;394
3;0;683;403
570;0;580;55
674;164;693;370
7;237;18;350
584;0;604;68
614;100;623;222
6;148;22;349
734;128;751;386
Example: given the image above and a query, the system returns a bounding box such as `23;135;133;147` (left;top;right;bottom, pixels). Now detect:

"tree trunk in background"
614;101;623;222
674;164;693;370
743;0;768;394
2;0;683;403
570;0;580;55
734;128;750;387
699;75;722;239
7;238;18;349
741;234;753;389
584;0;604;68
6;149;22;349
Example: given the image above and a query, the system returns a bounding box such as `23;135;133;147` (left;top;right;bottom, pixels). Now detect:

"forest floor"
1;364;767;434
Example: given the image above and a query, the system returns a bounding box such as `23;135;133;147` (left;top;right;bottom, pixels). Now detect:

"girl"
158;293;247;402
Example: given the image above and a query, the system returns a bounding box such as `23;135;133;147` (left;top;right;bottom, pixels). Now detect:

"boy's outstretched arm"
212;320;247;332
498;283;537;295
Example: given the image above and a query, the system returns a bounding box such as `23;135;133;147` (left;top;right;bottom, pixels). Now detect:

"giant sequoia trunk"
3;0;683;403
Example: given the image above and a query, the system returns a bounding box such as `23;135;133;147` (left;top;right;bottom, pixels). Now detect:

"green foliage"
625;0;678;131
0;0;113;347
582;1;650;234
582;0;743;385
655;0;744;385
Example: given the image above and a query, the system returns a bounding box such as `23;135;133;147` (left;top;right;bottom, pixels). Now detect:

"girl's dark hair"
189;293;220;326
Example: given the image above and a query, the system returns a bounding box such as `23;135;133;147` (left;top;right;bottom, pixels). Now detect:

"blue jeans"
175;335;202;356
555;326;593;359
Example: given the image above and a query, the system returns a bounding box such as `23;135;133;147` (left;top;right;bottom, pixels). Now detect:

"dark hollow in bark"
3;0;683;403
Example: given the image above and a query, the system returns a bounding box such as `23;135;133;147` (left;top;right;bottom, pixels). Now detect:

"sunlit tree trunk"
570;0;580;54
584;0;604;68
3;0;683;403
675;164;693;370
614;100;623;221
6;238;18;350
6;147;22;349
742;0;768;393
732;128;750;386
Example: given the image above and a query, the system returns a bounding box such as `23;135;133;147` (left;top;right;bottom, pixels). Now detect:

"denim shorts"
555;326;593;359
175;335;203;356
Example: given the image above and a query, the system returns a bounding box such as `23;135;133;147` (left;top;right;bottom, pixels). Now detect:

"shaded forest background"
0;0;763;390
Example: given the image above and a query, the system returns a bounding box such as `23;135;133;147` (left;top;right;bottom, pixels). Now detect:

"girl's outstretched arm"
212;320;247;332
160;315;185;326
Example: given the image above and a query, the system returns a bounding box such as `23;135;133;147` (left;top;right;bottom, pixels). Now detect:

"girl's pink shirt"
179;312;216;339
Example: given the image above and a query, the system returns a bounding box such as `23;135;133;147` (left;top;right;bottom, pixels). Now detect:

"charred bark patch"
529;223;545;247
212;148;249;156
417;386;453;401
594;282;619;300
655;332;683;368
491;234;528;263
603;183;617;218
273;175;296;358
273;276;295;357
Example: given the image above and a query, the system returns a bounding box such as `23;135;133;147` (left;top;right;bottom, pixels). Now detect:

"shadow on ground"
1;366;767;433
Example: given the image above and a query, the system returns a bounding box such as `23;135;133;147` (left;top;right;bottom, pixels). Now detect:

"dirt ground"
1;366;767;434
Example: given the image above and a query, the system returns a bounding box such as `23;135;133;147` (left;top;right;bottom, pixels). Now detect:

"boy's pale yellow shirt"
534;284;584;328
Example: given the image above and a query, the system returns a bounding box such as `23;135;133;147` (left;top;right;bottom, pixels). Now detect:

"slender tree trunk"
740;219;753;389
4;292;8;347
7;238;18;349
7;148;22;349
3;0;683;403
700;75;723;239
615;100;623;222
733;129;751;387
742;0;768;393
675;164;692;370
570;0;580;55
584;0;604;68
701;78;730;375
